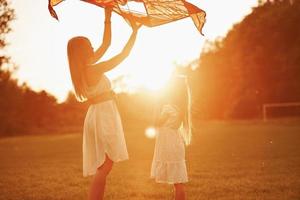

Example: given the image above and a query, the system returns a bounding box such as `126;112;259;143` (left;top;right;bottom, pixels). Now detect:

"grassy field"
0;121;300;200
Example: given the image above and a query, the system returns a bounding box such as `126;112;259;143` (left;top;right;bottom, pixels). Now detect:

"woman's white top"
151;104;188;184
82;75;128;177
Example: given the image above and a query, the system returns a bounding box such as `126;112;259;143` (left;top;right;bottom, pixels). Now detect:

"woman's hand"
128;17;142;33
104;7;113;21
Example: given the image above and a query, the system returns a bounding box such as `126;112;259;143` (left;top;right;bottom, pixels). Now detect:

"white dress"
82;75;128;177
151;104;188;184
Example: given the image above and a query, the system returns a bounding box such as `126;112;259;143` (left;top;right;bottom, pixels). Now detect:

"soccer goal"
262;102;300;121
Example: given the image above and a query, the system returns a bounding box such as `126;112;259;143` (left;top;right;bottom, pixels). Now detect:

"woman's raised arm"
89;7;112;64
87;20;141;74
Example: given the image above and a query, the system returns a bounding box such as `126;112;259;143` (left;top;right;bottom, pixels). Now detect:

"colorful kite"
48;0;206;35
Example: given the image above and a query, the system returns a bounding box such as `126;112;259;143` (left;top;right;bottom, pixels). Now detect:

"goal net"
263;102;300;121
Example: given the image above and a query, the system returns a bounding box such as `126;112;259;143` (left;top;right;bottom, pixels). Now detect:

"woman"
67;7;141;200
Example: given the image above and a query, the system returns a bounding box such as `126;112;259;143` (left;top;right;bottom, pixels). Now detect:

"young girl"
151;75;192;200
67;7;141;200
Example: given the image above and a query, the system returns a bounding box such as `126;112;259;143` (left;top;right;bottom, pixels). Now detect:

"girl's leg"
88;155;113;200
174;183;185;200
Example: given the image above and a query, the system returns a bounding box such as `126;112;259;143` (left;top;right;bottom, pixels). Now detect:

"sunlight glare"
145;127;157;139
124;56;174;91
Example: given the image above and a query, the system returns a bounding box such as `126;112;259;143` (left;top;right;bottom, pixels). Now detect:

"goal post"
263;102;300;121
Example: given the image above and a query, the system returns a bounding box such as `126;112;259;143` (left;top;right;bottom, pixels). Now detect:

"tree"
0;0;14;67
192;0;300;119
0;1;63;135
0;0;17;134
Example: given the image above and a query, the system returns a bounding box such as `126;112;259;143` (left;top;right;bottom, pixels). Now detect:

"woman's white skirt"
82;100;128;177
151;127;188;184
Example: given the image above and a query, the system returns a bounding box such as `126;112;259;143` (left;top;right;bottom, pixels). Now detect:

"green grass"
0;121;300;200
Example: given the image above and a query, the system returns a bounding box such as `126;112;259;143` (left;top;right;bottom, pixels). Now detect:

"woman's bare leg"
174;183;185;200
88;155;113;200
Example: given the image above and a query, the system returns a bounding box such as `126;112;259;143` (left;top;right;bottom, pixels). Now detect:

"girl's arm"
153;105;161;127
87;20;141;74
156;114;169;127
155;106;170;127
89;8;112;64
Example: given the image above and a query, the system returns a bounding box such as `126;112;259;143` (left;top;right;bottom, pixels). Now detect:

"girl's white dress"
82;75;128;177
151;104;188;184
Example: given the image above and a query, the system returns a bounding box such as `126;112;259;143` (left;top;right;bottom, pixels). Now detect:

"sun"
130;67;172;92
130;65;173;91
114;49;175;92
112;53;175;92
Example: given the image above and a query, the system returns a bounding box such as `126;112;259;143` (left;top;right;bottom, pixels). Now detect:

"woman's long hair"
67;36;92;102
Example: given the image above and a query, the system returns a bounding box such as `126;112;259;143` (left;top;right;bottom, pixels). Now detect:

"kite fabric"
48;0;206;35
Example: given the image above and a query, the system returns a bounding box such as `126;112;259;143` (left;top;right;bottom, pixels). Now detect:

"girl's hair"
164;75;192;145
67;36;92;102
181;77;192;145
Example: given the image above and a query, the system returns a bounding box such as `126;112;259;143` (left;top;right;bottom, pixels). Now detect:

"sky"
6;0;258;102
